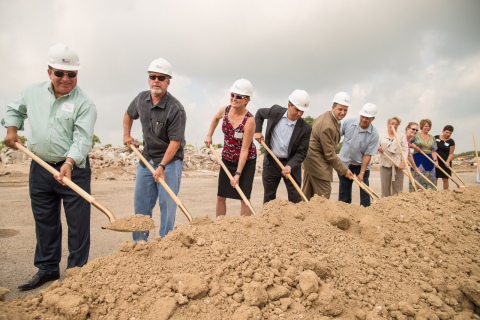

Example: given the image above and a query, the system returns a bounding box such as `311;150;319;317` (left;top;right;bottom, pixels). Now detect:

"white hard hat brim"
359;111;375;118
293;104;310;112
333;101;351;107
229;88;251;97
48;63;81;71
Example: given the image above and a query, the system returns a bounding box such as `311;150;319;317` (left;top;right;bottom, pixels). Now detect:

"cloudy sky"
1;0;479;153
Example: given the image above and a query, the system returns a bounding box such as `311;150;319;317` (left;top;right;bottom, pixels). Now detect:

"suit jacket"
302;110;348;181
255;105;311;178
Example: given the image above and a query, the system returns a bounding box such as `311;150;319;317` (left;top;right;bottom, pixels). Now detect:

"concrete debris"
0;146;265;177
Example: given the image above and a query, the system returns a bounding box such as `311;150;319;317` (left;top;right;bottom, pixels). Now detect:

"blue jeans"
133;159;183;240
338;165;371;207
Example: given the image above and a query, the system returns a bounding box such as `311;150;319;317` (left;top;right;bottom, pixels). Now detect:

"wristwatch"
159;163;166;170
235;171;242;176
65;160;74;170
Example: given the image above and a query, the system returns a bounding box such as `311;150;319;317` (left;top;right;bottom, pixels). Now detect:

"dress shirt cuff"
1;118;24;130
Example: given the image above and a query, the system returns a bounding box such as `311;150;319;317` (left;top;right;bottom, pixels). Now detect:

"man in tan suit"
302;92;354;200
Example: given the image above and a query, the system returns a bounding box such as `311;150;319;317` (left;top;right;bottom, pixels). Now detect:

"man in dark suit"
254;90;312;203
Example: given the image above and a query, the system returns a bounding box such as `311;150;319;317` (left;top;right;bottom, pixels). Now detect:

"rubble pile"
1;146;477;172
0;146;268;181
0;187;479;319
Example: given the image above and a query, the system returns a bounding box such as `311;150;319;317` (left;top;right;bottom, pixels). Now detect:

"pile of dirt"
103;214;155;232
1;187;479;320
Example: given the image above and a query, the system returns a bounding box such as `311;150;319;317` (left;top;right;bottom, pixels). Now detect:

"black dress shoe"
18;274;60;291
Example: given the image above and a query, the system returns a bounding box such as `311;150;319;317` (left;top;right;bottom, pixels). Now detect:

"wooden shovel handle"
352;175;376;203
381;151;429;191
474;135;480;182
390;126;417;191
416;148;460;188
129;145;193;222
208;145;256;215
437;155;466;186
260;140;308;202
359;180;380;199
15;142;116;222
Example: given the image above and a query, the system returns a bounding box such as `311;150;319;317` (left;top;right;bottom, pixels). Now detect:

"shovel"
391;126;417;191
416;148;461;188
208;145;256;215
352;175;376;203
15;142;154;232
359;180;380;199
474;135;480;183
381;151;429;191
129;144;193;223
260;140;308;202
437;155;466;187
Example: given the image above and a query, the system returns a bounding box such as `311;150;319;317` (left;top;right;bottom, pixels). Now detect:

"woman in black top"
435;125;455;190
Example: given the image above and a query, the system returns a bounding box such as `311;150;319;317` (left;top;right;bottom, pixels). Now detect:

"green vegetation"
92;134;101;146
104;144;112;148
303;115;315;127
335;142;343;154
0;136;27;150
454;151;478;159
201;143;223;150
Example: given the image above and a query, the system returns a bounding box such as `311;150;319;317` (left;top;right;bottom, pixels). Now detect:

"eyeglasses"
149;75;168;81
230;93;247;100
410;128;418;132
52;70;77;79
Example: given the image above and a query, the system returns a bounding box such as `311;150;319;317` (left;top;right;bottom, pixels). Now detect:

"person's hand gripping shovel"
208;145;256;215
129;144;193;223
15;142;154;232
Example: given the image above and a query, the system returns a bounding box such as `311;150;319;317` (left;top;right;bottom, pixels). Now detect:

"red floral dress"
221;105;257;162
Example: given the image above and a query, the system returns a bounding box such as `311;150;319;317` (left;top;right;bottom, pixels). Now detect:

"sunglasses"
52;70;77;79
410;128;418;132
230;93;247;100
149;75;168;81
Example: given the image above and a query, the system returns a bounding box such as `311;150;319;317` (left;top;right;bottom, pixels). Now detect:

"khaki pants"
379;166;404;197
302;172;332;200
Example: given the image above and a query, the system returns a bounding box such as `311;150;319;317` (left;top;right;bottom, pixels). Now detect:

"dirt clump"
103;214;155;232
0;187;479;319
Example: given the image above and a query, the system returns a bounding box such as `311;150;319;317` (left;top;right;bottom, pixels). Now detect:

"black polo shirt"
127;90;186;164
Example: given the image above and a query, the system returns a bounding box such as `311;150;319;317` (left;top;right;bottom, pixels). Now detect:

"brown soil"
103;214;155;232
0;163;479;319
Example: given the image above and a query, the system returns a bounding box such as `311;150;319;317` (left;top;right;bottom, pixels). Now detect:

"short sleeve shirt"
339;117;379;170
127;91;186;164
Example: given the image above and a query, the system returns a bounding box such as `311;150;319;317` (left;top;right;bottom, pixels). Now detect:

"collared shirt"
378;132;408;168
127;90;186;164
330;110;342;127
1;81;97;168
339;117;379;170
271;111;296;158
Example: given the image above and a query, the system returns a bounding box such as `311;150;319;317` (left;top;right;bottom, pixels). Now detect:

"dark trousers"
263;156;302;204
29;158;91;276
338;164;371;207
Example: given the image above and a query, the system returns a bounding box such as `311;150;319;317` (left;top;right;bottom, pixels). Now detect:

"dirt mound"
1;187;479;319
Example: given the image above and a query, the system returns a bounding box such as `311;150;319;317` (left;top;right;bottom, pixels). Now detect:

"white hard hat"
332;92;351;107
229;78;253;97
46;44;80;71
288;90;310;112
359;103;378;118
148;58;173;77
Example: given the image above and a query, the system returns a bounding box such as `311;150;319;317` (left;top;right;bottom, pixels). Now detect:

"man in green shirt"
2;43;97;291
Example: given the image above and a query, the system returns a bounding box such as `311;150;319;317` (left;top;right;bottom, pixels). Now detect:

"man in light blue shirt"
338;103;379;207
2;44;97;291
